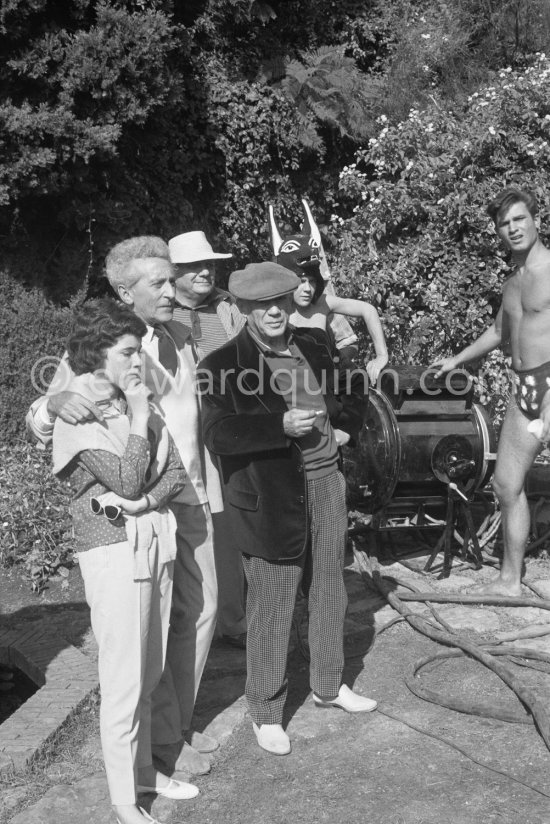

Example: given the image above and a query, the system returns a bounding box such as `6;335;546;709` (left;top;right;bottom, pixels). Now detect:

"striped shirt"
172;288;245;359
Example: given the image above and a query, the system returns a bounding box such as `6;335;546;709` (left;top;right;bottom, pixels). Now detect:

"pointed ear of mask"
268;205;284;256
301;198;331;282
301;199;319;246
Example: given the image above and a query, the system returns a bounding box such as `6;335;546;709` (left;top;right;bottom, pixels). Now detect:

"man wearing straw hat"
167;230;248;651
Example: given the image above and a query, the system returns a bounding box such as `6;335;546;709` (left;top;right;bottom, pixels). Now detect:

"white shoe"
137;777;199;800
252;722;291;755
312;684;378;713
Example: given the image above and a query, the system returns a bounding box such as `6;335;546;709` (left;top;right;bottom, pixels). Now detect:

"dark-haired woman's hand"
124;377;152;418
123;377;152;439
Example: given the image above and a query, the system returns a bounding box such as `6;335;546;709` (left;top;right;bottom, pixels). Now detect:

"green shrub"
0;269;76;586
0;2;178;207
0;439;74;591
0;268;76;440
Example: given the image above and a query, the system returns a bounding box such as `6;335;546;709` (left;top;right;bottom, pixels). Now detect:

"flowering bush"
331;55;550;426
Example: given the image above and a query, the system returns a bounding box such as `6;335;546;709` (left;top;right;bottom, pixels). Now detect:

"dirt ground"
182;643;550;824
2;546;550;824
176;556;550;824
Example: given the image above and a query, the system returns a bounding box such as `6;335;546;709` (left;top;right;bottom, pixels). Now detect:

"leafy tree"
2;0;549;302
0;0;179;294
275;46;382;152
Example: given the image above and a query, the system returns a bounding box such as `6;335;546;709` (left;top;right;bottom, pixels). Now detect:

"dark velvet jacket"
199;325;367;561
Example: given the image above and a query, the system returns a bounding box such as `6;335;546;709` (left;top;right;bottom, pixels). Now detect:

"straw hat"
169;231;232;264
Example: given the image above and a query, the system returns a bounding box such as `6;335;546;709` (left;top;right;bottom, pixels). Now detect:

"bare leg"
475;402;541;596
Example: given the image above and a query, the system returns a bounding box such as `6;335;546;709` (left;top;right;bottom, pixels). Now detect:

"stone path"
2;549;550;824
0;624;97;776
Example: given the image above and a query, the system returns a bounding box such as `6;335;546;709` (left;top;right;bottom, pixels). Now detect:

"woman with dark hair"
52;298;197;824
290;275;389;386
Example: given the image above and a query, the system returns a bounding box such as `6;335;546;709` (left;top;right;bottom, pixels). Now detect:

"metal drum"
343;365;497;515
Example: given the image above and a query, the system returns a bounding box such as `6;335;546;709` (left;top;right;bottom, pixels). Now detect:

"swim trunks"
513;361;550;420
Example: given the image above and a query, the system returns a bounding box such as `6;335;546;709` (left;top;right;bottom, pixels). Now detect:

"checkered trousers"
242;470;348;725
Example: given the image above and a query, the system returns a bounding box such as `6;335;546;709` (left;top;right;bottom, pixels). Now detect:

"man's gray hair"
105;236;171;289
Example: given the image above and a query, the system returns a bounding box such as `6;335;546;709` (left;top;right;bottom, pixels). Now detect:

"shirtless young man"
433;186;550;596
290;272;388;385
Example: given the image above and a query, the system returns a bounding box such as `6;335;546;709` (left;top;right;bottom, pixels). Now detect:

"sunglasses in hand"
90;497;123;522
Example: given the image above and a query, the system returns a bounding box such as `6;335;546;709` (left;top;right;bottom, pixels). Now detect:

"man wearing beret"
198;261;378;756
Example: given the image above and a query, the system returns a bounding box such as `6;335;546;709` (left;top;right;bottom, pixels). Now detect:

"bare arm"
325;294;389;383
432;306;503;377
325;295;387;356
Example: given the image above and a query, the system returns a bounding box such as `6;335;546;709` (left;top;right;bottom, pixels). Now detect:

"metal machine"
343;365;497;575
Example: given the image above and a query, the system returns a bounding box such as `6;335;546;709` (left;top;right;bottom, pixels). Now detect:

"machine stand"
423;484;483;577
